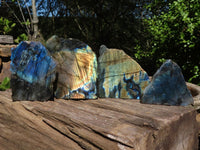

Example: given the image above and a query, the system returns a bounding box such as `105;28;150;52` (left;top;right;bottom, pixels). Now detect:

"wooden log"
186;82;200;109
0;44;16;57
0;35;13;44
0;90;198;150
0;61;11;83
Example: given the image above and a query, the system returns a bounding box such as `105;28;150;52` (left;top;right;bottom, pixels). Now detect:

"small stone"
10;41;56;101
141;59;193;106
98;45;150;99
46;35;97;99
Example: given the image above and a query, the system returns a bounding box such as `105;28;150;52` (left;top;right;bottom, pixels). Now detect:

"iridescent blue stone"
46;35;97;99
10;41;56;101
141;59;193;106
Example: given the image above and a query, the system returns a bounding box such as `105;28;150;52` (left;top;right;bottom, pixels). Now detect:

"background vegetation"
0;0;199;85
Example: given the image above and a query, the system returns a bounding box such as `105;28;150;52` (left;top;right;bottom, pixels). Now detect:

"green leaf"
0;17;16;34
14;33;28;43
11;23;16;28
0;77;10;91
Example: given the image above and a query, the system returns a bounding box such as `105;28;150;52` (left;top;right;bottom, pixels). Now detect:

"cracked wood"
0;90;198;150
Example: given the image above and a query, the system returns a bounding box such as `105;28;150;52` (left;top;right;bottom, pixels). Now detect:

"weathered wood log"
0;35;13;44
0;90;198;150
0;44;16;57
0;61;11;83
186;82;200;109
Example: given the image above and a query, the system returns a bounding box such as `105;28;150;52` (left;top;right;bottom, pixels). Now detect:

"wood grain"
0;35;13;44
0;90;198;150
0;44;16;57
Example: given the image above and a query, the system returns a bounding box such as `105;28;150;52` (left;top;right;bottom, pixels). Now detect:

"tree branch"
17;0;30;34
4;1;29;35
23;0;33;31
69;8;88;40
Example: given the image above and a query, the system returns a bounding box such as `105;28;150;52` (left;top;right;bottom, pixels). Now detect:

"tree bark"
32;0;39;40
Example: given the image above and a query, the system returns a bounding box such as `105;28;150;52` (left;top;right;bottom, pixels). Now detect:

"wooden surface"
0;35;13;44
0;44;16;57
186;82;200;109
0;61;11;82
0;90;198;150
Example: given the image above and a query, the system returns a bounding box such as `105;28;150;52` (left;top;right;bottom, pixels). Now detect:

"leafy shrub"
0;17;16;35
135;0;200;85
14;33;28;43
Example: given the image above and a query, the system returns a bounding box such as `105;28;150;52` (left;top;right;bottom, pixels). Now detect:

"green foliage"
0;77;10;91
0;17;16;35
135;0;200;84
14;33;28;43
189;66;200;85
22;20;31;26
0;16;28;43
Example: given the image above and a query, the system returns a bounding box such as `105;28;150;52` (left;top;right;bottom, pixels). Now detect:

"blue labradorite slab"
98;45;150;99
141;59;193;106
46;35;97;99
10;41;56;101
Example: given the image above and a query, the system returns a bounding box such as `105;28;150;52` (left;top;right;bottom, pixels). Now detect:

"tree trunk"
32;0;39;40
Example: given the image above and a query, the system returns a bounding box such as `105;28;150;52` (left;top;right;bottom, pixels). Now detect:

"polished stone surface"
46;35;97;99
141;59;193;106
10;41;56;101
98;45;150;99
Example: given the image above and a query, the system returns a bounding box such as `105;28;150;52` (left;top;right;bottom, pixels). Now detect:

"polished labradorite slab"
141;59;193;106
10;41;56;101
46;35;97;99
98;45;150;99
